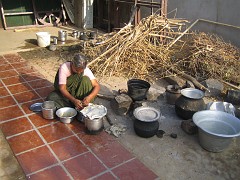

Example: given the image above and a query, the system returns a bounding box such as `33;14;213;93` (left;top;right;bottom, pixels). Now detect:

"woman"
47;54;100;109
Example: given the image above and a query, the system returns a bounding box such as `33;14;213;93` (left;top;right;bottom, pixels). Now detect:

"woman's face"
71;63;84;74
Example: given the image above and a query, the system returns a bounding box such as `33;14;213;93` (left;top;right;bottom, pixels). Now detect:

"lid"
181;88;204;99
133;106;160;122
29;103;43;112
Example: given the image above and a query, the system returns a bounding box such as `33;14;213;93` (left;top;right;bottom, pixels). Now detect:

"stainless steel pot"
85;117;103;132
58;30;67;42
41;101;56;119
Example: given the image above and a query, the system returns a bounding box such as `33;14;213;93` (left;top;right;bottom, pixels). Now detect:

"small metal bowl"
56;107;77;124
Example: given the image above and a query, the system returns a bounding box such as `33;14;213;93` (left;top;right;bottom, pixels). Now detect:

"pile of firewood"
81;14;240;88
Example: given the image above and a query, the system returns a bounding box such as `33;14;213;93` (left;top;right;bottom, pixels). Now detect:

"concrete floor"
1;25;240;180
0;25;84;55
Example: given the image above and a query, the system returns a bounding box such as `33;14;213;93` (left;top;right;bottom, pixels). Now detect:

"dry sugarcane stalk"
167;19;199;49
82;14;239;87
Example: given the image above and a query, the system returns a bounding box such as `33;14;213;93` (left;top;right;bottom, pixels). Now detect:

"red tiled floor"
112;159;158;179
27;166;71;180
2;76;26;86
0;105;24;122
79;130;116;148
3;54;24;62
0;53;158;179
16;67;36;74
0;56;7;65
0;117;33;137
10;62;29;69
94;172;117;180
0;69;18;78
28;79;53;89
28;113;56;127
13;90;41;103
17;146;58;175
7;130;45;154
21;72;45;82
35;86;54;99
65;120;86;134
38;123;73;143
63;152;107;179
0;87;10;96
88;137;134;168
49;136;88;161
20;100;43;115
7;82;32;94
0;96;16;108
0;64;13;71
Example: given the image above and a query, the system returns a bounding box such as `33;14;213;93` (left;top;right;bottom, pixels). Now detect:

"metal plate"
133;106;160;122
29;103;43;112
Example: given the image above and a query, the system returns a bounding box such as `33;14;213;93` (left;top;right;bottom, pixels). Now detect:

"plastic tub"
36;32;50;47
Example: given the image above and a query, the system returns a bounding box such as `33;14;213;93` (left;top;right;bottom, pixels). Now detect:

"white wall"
167;0;240;47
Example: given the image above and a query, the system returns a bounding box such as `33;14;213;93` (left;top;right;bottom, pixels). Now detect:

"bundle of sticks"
82;14;240;88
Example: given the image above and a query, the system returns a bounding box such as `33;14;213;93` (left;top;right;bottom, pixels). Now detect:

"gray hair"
72;54;87;69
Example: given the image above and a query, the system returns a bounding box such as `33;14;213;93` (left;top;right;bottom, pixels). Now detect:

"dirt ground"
19;46;240;180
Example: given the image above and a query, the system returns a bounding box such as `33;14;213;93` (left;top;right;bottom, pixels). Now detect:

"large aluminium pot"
193;110;240;152
175;88;205;120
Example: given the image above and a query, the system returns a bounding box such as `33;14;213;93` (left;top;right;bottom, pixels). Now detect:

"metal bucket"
193;110;240;152
58;30;67;42
41;101;57;119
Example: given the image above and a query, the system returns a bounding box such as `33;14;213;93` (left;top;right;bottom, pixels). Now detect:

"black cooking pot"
133;106;160;138
175;88;206;120
127;79;150;101
134;120;159;138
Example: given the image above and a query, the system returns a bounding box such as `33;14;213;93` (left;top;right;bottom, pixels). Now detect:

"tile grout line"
1;58;75;180
89;157;137;180
26;151;91;177
66;126;119;179
15;102;75;179
5;58;47;102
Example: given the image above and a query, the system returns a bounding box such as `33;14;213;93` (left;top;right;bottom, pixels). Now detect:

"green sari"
47;70;93;108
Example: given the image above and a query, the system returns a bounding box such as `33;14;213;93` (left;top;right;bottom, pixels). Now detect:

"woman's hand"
73;99;83;110
83;96;91;107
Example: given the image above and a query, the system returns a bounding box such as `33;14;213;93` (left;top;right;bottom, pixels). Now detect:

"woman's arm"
83;79;100;106
59;84;83;109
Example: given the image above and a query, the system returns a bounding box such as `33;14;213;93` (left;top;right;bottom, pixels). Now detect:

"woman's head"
71;54;87;74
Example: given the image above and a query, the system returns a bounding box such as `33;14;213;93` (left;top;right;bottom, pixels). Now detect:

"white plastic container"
36;32;51;47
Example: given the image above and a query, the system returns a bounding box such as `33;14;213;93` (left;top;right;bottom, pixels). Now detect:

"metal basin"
193;110;240;152
56;107;77;124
